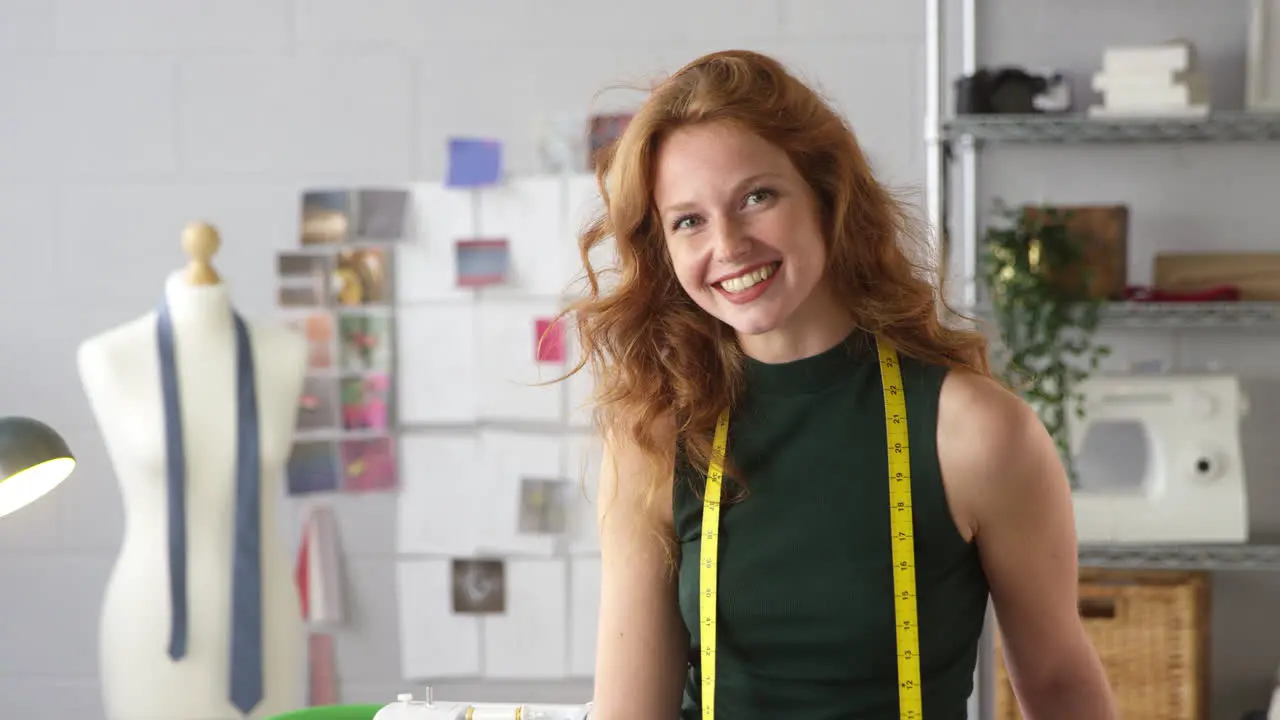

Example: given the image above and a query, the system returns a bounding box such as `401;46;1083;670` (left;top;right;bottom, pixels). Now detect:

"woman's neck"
737;284;856;364
163;271;232;324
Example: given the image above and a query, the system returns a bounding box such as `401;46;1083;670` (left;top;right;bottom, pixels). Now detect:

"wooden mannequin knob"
181;221;222;285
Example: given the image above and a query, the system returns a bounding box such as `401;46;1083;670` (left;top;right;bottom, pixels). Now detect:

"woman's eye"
744;188;773;206
672;216;698;232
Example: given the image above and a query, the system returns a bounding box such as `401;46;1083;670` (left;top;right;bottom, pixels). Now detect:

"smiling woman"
559;49;1117;720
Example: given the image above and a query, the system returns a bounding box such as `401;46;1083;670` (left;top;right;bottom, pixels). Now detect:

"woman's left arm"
937;371;1116;720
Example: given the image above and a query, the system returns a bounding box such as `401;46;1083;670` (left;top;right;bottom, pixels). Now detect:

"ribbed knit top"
672;331;989;719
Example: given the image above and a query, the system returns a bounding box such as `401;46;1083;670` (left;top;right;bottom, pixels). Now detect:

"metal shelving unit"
923;0;1280;568
944;111;1280;144
923;2;1280;716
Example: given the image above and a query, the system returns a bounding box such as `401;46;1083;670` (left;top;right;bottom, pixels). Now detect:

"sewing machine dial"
1189;447;1227;482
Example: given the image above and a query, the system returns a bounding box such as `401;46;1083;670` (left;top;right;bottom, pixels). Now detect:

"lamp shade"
0;416;75;519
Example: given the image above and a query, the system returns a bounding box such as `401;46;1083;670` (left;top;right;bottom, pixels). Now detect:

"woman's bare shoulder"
936;369;1050;538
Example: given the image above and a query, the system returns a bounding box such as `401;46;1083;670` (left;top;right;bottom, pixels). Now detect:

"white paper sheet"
482;558;569;679
563;173;617;299
564;432;603;555
396;558;482;679
475;298;566;423
477;175;574;298
567;556;602;677
397;433;490;556
396;303;478;424
476;430;564;557
397;182;477;303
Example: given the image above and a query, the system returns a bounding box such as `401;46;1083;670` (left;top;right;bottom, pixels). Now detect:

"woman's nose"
711;219;752;261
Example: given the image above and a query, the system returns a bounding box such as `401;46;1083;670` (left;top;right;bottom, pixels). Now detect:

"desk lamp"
0;416;75;518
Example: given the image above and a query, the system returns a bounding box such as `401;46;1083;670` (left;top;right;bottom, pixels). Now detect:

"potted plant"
979;200;1111;482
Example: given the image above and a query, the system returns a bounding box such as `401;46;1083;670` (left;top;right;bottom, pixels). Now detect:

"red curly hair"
560;49;990;517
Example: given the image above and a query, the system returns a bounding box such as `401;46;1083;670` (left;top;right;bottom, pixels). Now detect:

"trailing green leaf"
980;200;1111;483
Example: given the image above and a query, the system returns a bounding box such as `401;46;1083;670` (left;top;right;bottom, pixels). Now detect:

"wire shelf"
1079;540;1280;572
966;302;1280;330
943;111;1280;145
1098;301;1280;329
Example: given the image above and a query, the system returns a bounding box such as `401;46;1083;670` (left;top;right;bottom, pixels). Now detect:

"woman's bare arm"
591;428;688;718
938;371;1116;720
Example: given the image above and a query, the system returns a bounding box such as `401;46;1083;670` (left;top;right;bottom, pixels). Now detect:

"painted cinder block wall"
0;1;1276;718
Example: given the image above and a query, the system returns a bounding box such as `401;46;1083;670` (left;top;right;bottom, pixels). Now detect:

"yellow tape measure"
698;337;924;719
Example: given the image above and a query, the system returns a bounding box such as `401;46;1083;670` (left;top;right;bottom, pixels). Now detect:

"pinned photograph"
534;317;565;363
451;558;506;614
279;284;327;309
355;188;410;240
518;477;571;535
588;114;633;170
455;239;509;287
340;374;391;432
287;441;340;495
339;436;397;492
278;252;334;281
297;377;340;432
285;313;336;371
446;137;503;188
278;254;332;313
339;314;393;373
301;190;353;245
332;248;392;306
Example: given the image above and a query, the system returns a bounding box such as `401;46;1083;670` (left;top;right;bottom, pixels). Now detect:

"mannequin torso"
78;272;306;719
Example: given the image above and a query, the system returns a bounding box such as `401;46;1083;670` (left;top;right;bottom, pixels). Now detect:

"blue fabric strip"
157;300;263;715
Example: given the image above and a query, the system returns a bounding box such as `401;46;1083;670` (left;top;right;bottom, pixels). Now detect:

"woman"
562;50;1116;719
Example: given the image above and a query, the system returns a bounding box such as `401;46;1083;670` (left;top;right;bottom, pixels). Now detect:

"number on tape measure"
698;338;924;719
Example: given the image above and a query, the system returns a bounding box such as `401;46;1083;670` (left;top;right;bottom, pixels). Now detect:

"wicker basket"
993;568;1209;720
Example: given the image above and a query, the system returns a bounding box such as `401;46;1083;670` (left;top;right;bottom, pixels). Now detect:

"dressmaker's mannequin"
78;222;306;719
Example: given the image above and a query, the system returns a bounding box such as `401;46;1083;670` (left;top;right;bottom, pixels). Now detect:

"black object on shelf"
954;67;1068;115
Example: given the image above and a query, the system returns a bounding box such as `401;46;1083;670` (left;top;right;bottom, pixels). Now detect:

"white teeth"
720;263;776;294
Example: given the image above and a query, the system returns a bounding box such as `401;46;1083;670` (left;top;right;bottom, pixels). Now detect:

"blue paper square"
447;137;503;187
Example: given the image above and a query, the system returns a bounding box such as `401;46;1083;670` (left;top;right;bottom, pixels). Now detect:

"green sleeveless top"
673;331;989;719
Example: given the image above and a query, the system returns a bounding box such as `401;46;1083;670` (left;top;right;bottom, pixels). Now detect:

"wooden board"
1022;204;1130;300
1154;252;1280;300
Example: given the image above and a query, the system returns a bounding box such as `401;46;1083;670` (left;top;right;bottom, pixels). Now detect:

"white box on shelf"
1101;40;1195;75
1092;69;1208;110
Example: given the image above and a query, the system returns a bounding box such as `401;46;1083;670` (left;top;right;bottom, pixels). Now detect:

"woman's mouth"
713;261;782;304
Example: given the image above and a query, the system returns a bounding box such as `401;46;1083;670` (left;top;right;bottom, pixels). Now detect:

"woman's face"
654;121;832;351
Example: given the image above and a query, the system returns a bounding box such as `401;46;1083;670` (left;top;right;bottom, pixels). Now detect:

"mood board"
250;142;614;687
273;115;638;692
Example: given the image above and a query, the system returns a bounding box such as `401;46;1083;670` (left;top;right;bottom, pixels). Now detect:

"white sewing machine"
374;689;592;720
1067;373;1250;545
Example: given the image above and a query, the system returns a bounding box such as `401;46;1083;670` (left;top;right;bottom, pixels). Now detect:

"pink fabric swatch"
536;318;564;363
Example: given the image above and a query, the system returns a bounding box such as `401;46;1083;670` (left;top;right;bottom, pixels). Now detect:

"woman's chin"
720;311;784;338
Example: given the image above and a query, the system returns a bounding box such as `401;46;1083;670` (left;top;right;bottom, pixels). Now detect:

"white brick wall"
3;1;1278;718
